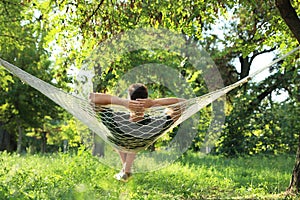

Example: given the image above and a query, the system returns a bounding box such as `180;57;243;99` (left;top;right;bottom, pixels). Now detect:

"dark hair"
128;83;148;100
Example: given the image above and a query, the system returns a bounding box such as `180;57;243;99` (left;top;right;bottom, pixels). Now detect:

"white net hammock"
0;46;299;153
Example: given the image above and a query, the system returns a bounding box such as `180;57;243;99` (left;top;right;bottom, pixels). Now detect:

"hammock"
0;46;299;153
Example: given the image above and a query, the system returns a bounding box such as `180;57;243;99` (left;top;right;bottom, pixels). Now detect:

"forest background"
0;0;300;197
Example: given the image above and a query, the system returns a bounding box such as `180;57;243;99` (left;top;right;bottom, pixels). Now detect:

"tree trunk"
239;56;251;79
286;133;300;194
286;90;300;194
63;139;68;153
92;133;105;157
0;129;17;152
0;124;14;152
276;0;300;44
17;122;22;154
0;125;5;151
41;131;47;153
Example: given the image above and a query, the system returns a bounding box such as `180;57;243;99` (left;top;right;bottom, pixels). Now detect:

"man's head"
128;83;148;100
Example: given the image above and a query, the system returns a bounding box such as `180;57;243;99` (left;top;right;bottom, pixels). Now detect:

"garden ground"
0;150;298;199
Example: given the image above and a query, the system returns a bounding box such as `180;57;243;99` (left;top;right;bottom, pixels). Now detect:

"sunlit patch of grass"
0;151;298;199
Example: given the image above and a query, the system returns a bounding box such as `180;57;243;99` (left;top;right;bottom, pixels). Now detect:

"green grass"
0;151;298;200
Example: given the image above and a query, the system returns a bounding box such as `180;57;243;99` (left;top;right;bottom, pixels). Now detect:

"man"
89;83;185;182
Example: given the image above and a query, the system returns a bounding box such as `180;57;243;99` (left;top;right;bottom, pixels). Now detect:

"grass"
0;150;298;200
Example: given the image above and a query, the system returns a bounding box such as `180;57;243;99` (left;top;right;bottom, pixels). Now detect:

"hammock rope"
0;46;299;152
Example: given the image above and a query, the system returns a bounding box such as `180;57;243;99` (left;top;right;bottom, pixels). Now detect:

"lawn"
0;150;297;199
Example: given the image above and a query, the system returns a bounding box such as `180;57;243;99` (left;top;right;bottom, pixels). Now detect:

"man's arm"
137;97;186;121
89;93;145;112
89;93;129;107
137;97;185;108
151;97;185;107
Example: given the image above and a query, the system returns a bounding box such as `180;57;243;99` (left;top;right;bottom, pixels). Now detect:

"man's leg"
118;151;127;167
123;152;136;174
114;151;135;182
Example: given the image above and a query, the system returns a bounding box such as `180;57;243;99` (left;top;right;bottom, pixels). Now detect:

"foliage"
0;151;297;199
0;1;86;152
1;0;300;159
216;83;300;156
203;0;300;157
0;0;62;151
43;0;300;158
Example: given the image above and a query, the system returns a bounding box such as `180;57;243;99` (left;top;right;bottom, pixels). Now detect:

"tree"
275;0;300;194
199;1;286;155
0;0;64;153
213;0;300;193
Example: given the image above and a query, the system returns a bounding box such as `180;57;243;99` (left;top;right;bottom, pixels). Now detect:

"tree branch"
249;47;277;65
246;69;293;114
80;0;105;29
